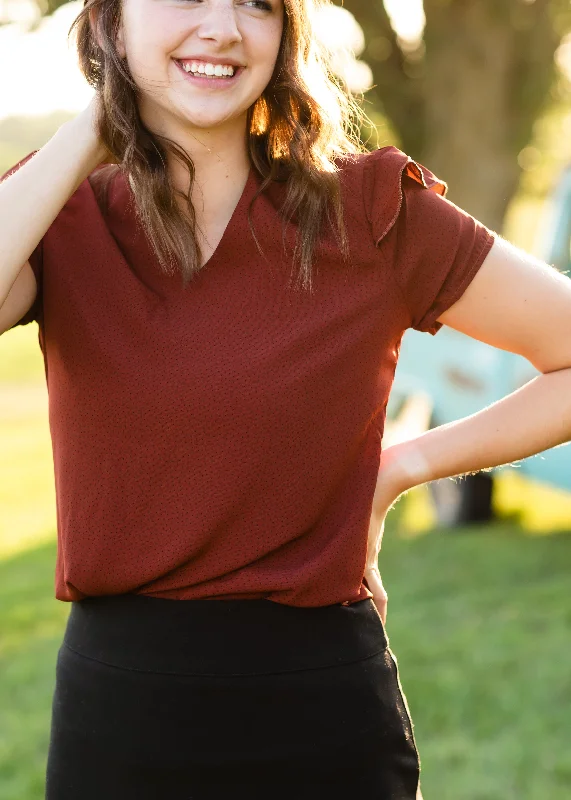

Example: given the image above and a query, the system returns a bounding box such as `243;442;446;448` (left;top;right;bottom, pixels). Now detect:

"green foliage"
33;0;72;16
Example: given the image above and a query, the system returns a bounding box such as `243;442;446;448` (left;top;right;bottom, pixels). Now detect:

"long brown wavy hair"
69;0;371;291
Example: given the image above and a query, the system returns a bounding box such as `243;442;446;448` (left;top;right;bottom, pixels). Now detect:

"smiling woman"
15;0;568;796
0;0;432;796
68;0;366;289
4;0;571;795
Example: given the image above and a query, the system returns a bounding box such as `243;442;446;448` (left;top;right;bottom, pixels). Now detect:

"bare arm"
0;97;110;331
382;236;571;493
365;237;571;620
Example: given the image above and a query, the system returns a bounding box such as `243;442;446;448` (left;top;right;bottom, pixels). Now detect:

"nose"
197;6;243;49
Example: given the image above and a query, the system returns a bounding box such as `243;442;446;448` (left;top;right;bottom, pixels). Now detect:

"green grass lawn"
1;325;571;799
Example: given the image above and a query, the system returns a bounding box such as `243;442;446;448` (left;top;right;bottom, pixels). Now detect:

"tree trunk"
421;1;558;231
345;0;565;233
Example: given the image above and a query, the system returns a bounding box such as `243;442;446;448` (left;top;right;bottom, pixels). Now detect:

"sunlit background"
1;2;571;799
0;0;429;118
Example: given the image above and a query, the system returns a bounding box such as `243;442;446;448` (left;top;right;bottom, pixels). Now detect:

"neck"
143;110;252;194
138;106;254;226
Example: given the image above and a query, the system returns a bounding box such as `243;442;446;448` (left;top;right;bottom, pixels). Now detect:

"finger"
364;570;388;625
373;592;387;625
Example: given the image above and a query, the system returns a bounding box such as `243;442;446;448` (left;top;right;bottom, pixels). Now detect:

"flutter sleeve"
362;146;497;335
0;151;44;328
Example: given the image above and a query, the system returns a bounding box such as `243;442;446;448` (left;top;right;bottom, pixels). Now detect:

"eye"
178;0;273;8
243;1;273;9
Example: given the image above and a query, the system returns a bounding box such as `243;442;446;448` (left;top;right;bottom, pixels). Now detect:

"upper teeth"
180;62;236;77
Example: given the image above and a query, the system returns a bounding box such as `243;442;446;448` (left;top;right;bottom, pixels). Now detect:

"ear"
88;8;103;50
88;7;126;59
115;23;127;59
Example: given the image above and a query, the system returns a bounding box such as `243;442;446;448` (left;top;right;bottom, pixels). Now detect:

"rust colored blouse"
2;146;495;606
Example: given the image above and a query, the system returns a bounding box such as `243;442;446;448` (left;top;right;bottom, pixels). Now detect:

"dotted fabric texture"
1;146;495;607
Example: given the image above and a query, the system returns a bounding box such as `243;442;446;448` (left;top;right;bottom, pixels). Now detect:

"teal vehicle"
388;165;571;525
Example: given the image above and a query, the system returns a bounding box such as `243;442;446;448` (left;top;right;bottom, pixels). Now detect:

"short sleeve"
363;146;496;335
0;151;43;329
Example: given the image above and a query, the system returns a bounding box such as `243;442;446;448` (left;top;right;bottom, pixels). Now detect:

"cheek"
124;14;182;73
254;25;283;77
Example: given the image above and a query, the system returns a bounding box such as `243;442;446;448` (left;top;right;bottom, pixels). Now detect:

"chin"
178;115;237;130
174;104;245;130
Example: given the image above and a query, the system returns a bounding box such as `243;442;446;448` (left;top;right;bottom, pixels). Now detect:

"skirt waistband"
63;594;388;676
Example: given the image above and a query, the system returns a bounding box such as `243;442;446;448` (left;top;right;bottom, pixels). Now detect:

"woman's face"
116;0;285;136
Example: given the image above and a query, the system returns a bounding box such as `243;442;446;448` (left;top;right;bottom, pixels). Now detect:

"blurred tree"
345;0;571;232
34;0;69;14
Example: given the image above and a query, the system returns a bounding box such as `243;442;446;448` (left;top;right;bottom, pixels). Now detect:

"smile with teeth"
178;61;237;78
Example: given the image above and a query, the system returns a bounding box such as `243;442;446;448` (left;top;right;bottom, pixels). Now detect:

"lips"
173;59;243;84
177;57;245;69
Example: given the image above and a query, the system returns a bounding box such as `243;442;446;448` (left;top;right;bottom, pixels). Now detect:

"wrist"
380;440;433;495
54;120;108;180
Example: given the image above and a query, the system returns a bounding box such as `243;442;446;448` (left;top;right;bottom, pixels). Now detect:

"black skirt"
45;594;421;798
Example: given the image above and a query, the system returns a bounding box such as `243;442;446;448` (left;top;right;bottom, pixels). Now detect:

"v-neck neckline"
112;163;257;275
198;165;256;271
